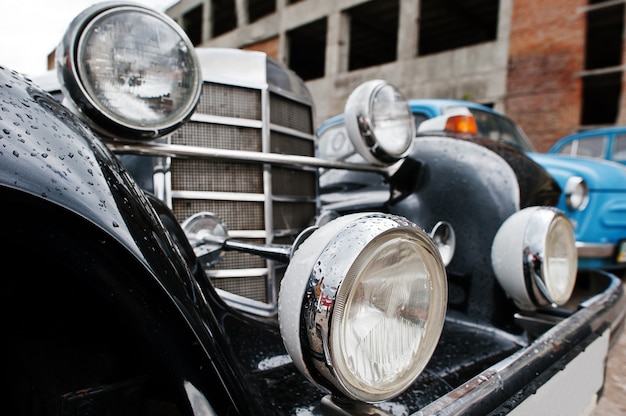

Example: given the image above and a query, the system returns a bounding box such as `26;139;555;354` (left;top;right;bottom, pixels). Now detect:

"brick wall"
506;0;586;151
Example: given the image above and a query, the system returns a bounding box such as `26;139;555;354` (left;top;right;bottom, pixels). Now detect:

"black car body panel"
319;130;562;328
1;67;522;413
2;3;625;415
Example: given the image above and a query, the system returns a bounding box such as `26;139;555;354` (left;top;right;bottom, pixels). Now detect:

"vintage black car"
1;2;624;415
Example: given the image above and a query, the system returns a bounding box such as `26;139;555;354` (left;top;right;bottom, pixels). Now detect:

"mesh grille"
168;80;316;309
173;121;262;151
197;83;262;120
270;93;313;132
171;159;263;193
272;166;317;198
172;199;265;230
271;131;315;156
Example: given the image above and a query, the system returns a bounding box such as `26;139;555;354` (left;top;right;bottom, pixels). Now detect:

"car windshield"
557;135;608;158
614;133;626;162
468;108;535;152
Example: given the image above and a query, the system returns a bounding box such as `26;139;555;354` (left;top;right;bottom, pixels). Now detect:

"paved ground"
593;278;626;416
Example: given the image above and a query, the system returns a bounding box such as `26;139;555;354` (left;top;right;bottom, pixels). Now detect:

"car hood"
529;152;626;191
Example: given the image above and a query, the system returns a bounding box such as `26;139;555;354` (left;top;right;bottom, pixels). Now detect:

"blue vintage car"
407;98;626;272
548;126;626;166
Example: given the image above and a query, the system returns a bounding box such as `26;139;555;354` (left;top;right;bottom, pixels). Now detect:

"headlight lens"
491;207;577;311
279;213;447;402
344;80;414;165
543;215;577;304
56;3;202;140
564;176;589;211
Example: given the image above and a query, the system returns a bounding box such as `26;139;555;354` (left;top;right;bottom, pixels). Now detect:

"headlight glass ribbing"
279;213;447;403
58;4;202;140
332;232;444;399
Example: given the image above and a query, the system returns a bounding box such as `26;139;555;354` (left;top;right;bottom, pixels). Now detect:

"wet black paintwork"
321;133;560;330
0;65;530;414
0;66;245;414
2;64;621;416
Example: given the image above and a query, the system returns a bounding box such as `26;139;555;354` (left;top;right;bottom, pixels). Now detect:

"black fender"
320;134;559;330
0;67;264;415
390;136;558;329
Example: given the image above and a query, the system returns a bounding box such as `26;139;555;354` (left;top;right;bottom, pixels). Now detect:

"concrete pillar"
398;0;419;61
325;11;349;76
236;0;249;26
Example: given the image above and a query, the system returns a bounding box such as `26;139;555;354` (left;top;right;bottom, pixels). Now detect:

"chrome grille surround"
40;48;397;318
164;49;318;316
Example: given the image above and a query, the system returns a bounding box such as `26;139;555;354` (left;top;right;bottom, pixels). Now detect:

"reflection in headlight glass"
371;85;413;156
78;10;198;128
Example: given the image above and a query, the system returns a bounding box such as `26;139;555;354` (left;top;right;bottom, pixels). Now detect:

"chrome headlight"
279;213;447;402
430;221;456;266
564;176;589;211
491;207;577;311
344;80;414;165
56;2;202;140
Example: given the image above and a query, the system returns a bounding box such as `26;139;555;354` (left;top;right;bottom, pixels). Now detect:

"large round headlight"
491;207;577;311
279;213;447;402
344;80;414;165
56;3;202;140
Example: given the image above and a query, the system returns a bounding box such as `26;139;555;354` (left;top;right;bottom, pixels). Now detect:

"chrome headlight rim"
279;213;447;402
564;176;589;211
429;220;456;266
344;80;414;165
56;2;202;141
491;207;577;311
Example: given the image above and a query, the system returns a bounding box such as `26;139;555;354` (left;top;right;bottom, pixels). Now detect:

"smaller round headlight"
429;221;456;266
279;213;447;402
491;207;577;311
564;176;589;211
344;80;414;165
181;212;228;265
56;3;202;140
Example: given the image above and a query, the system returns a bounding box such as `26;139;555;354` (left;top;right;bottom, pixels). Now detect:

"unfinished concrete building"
165;0;625;150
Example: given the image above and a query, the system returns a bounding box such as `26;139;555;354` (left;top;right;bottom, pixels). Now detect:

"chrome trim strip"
270;122;316;140
576;241;616;258
107;142;395;173
172;190;265;202
320;271;625;415
205;268;268;278
413;271;625;415
190;113;263;129
261;87;278;310
228;230;267;239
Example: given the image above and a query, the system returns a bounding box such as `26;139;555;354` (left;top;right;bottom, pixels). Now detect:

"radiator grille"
171;159;263;193
174;122;262;151
197;83;262;119
169;81;316;312
270;94;312;131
